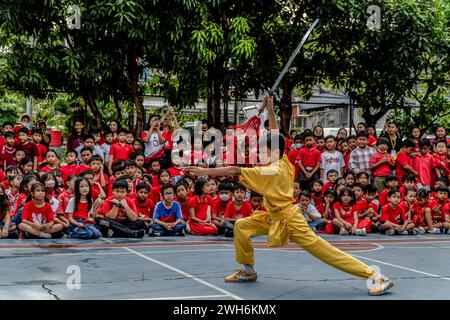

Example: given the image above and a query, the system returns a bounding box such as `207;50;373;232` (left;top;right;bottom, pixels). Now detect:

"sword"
258;18;320;114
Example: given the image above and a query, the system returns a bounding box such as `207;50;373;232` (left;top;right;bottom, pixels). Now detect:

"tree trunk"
127;50;145;137
113;95;123;123
83;91;106;131
279;81;293;136
206;61;223;128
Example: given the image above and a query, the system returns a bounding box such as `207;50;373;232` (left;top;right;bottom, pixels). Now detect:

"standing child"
66;177;102;239
332;187;369;235
395;139;418;186
433;140;450;182
101;130;114;168
320;135;345;183
60;150;79;184
18;183;64;238
296;132;321;190
412;139;437;189
108;129;135;175
32;129;47;167
188;177;218;236
16;128;38;171
0;132;16;170
150;184;186;237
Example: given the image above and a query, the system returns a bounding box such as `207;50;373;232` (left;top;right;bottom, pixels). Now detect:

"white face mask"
219;194;230;202
295;143;303;149
45;180;56;188
22;122;30;129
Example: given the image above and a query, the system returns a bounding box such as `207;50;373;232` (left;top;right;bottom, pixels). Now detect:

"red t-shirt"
36;143;48;164
107;177;115;197
60;164;80;183
21;201;54;224
322;182;336;194
224;201;253;220
296;147;321;170
379;189;390;207
395;151;411;186
168;167;184;179
288;149;300;180
188;195;213;221
131;194;155;220
412;153;435;187
369;152;393;177
398;201;412;218
149;185;162;204
380;204;406;224
354;199;379;218
429;199;448;222
16;142;38;160
13;193;28;217
109;143;134;162
98;197;137;223
0;146;16;169
332;202;355;223
149;173;160;187
70;202;91;220
311;192;323;207
40;165;59;173
211;198;231;220
343;151;351;170
175;197;191;220
78;164;92;173
56;191;72;215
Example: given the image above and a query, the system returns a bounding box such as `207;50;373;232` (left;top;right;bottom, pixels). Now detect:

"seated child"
222;183;253;237
380;189;414;236
297;190;326;231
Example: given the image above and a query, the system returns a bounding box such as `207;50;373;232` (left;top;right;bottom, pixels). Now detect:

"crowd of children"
0;112;449;240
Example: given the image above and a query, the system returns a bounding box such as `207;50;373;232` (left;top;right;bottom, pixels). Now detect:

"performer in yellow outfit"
188;95;393;296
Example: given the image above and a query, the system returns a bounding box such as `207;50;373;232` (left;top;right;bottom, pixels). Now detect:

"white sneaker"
385;229;395;236
39;232;52;239
428;228;441;234
106;229;114;238
339;227;349;235
398;231;409;235
416;227;426;235
356;228;367;236
368;277;394;295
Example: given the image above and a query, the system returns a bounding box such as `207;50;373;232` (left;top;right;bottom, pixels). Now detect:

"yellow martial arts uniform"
236;155;376;279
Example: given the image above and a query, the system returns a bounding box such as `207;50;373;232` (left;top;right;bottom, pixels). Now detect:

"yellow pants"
234;209;376;279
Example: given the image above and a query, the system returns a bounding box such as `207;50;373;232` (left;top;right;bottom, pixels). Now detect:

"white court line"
100;238;242;300
121;246;243;300
352;254;450;281
126;294;228;300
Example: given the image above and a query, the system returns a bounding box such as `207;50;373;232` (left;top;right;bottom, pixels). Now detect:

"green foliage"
0;92;25;125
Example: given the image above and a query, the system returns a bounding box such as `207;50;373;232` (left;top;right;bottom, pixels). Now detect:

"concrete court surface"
0;233;450;300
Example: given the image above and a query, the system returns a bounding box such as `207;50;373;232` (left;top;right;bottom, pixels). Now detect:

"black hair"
175;180;189;193
90;155;103;163
323;188;338;204
40;172;56;185
338;187;355;205
112;179;128;190
160;183;175;195
343;172;354;179
66;149;78;156
403;138;416;148
324;135;336;142
3;132;14;140
18;127;29;135
435;186;449;194
356;172;369;180
357;122;367;130
31;182;45;194
31;129;42;136
435;176;448;184
5;166;19;174
67;174;78;183
352;182;363;190
387;189;400;198
79;170;94;177
346;135;357;142
19;172;40;194
74;177;93;213
112;163;126;174
20;156;32;167
218;182;233;192
405;188;417;196
293;134;302;142
194;176;210;196
0;184;9;220
377;137;389;146
250;190;263;198
299;189;311;199
402;174;416;183
416;188;430;199
365;184;378;194
303;131;314;139
136;182;150;193
434;139;447;147
2;122;13;129
158;169;171;182
82;133;95;142
386;174;399;182
80;147;93;155
126;160;136;167
69;120;85;141
149;159;160;167
232;183;246;193
131;152;145;160
327;169;339;176
357;132;368;139
418;138;431;148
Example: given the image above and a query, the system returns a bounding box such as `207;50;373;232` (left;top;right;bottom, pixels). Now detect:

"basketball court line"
352;254;450;282
100;238;243;300
125;294;229;300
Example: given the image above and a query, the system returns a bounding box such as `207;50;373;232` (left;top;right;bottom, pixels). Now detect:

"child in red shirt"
380;189;413;235
412;139;437;188
11;174;39;219
108;163;126;197
410;189;440;234
16;128;38;171
222;183;253;237
6;175;22;215
56;174;77;228
149;170;171;204
40;150;60;173
369;137;395;192
379;175;399;207
108;130;134;174
187;177;218;236
352;183;364;204
399;174;416;200
310;180;323;207
0;132;16;170
18;182;63;238
32;130;47;167
66;177;102;239
91;155;108;192
60;150;79;184
433;140;450;181
355;184;379;232
398;188;417;226
131;182;155;226
296;133;321;189
175;181;191;222
211;182;233;233
332;187;369;235
426;186;449;234
148;159;161;186
322;170;338;194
